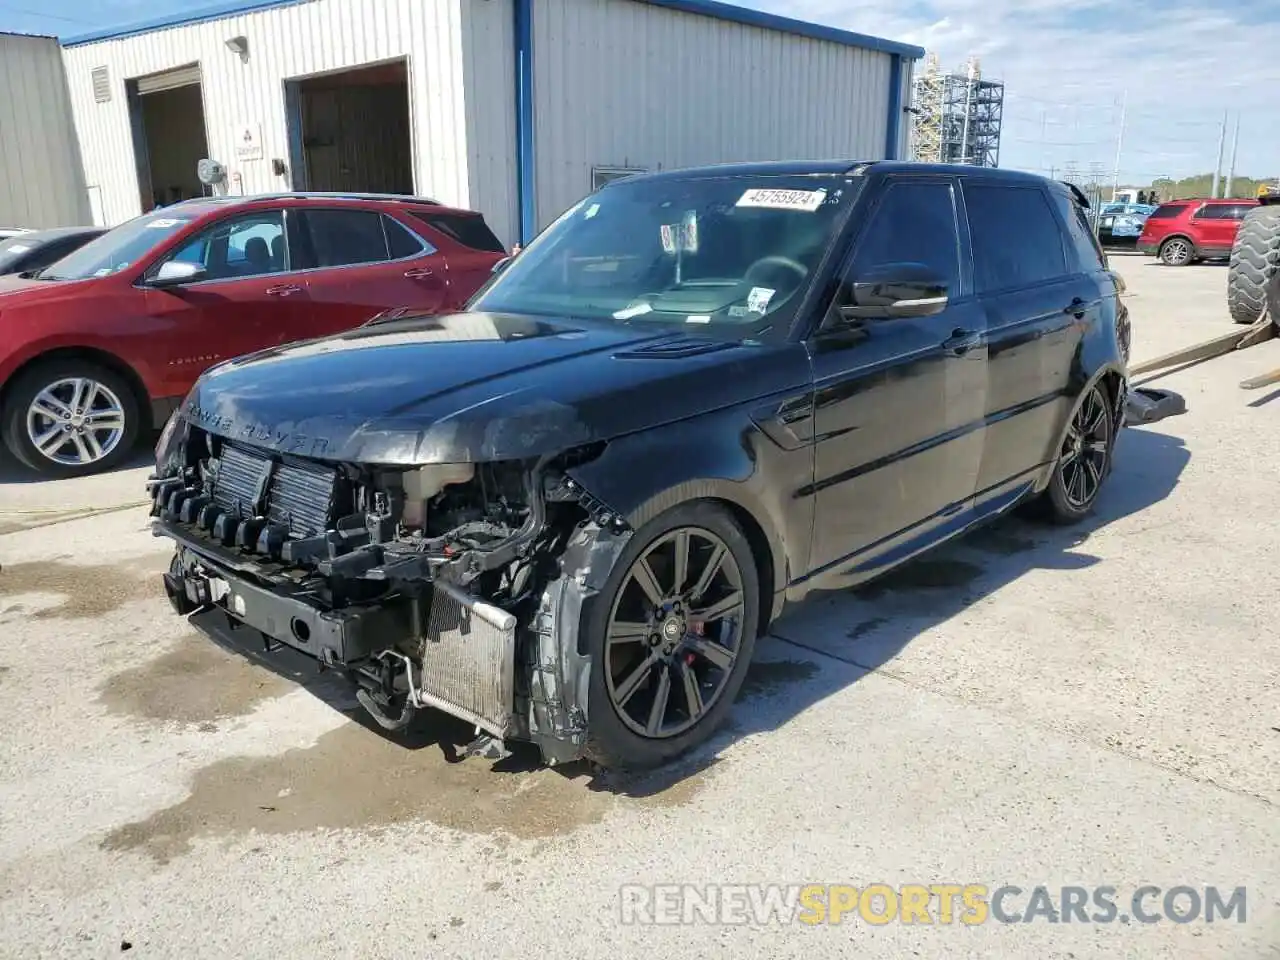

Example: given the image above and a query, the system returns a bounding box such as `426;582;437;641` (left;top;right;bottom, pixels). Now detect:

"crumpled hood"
181;310;797;464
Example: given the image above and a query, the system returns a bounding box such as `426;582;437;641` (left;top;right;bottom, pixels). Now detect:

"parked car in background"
152;161;1130;769
1138;198;1259;266
1096;202;1155;249
0;226;107;277
0;193;507;477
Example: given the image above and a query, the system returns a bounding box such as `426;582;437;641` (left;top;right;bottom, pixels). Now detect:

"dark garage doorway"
126;65;211;211
285;59;413;194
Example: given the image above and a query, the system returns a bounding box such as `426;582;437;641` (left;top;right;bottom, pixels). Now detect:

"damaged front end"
149;418;631;764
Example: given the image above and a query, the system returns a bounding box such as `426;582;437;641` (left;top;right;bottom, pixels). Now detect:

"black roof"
614;160;1059;187
1;225;106;244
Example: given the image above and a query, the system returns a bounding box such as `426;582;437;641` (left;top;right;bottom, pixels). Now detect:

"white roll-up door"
134;64;201;95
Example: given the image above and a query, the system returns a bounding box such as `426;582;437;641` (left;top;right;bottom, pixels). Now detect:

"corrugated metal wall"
458;0;518;249
60;0;471;227
529;0;894;230
0;33;90;227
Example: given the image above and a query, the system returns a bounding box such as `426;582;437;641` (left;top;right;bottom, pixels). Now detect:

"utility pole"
1111;89;1127;201
1225;114;1241;198
1211;110;1227;199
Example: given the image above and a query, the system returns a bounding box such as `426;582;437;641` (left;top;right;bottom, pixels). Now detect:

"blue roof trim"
62;0;306;46
513;0;536;245
884;55;903;159
63;0;924;59
636;0;925;59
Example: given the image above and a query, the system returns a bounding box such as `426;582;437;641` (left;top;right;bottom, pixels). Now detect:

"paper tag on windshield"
584;203;600;220
147;217;188;229
5;244;30;254
686;315;712;324
747;287;775;313
736;188;827;212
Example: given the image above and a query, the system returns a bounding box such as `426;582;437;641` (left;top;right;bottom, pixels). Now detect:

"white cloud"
758;0;1280;184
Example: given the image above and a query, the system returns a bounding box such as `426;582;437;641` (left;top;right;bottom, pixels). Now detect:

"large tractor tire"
1227;206;1280;324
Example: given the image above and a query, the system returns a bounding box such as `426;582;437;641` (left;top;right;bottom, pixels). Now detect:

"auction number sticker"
147;217;189;229
736;188;828;212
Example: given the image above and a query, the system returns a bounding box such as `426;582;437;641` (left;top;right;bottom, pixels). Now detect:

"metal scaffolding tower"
910;55;1005;167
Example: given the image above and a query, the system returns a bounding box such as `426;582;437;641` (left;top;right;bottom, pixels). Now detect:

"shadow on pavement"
671;424;1191;787
0;444;153;485
181;426;1190;798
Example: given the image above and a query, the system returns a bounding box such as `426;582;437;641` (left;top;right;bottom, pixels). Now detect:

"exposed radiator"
418;579;517;738
208;443;337;538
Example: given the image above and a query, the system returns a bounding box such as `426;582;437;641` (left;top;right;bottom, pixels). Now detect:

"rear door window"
299;209;391;267
1148;203;1188;220
384;216;429;259
1192;205;1232;220
963;183;1068;292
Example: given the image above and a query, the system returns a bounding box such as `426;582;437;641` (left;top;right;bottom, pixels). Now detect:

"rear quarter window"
410;212;506;253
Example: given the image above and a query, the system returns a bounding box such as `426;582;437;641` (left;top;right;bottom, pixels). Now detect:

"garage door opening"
126;65;210;212
285;60;412;194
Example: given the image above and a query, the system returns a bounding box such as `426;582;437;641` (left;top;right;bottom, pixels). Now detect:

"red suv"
1138;198;1259;266
0;193;507;476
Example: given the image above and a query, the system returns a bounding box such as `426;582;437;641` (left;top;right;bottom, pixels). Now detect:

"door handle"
265;283;303;297
1064;297;1087;318
403;267;435;279
942;328;981;356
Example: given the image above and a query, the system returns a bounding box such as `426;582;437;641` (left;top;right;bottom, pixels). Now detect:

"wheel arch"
0;346;153;429
1157;233;1197;255
565;432;794;634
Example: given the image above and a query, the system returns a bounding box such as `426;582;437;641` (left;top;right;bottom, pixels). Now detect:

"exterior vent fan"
91;66;111;103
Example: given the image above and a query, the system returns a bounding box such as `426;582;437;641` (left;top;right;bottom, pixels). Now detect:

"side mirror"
840;262;949;320
149;260;207;287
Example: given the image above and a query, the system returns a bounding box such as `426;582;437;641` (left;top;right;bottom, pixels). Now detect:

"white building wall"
530;0;894;230
459;0;519;248
0;33;90;227
60;0;471;227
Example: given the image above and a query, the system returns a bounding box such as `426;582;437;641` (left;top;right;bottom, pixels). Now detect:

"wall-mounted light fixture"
225;35;249;62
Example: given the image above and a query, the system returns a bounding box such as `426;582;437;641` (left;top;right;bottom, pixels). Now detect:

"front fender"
564;402;815;623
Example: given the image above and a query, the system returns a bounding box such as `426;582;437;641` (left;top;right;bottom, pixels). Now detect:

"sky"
3;0;1278;185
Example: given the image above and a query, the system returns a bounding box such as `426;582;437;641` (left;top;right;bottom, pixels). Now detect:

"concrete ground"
1;257;1277;959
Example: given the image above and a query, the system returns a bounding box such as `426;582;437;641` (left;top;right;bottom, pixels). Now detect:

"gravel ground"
1;258;1277;959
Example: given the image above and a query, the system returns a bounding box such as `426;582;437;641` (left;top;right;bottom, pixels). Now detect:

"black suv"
151;161;1130;769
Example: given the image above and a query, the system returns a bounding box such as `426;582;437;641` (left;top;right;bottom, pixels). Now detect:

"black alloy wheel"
584;502;760;769
1036;382;1114;524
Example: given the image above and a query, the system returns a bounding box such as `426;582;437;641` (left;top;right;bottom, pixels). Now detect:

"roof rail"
241;191;442;205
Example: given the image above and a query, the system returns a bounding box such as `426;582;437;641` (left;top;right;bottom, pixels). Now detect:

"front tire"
1;360;141;478
584;501;760;770
1159;236;1194;267
1035;382;1115;525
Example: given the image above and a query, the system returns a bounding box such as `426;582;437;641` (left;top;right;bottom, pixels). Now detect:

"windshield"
0;236;41;273
39;212;197;281
473;174;859;335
